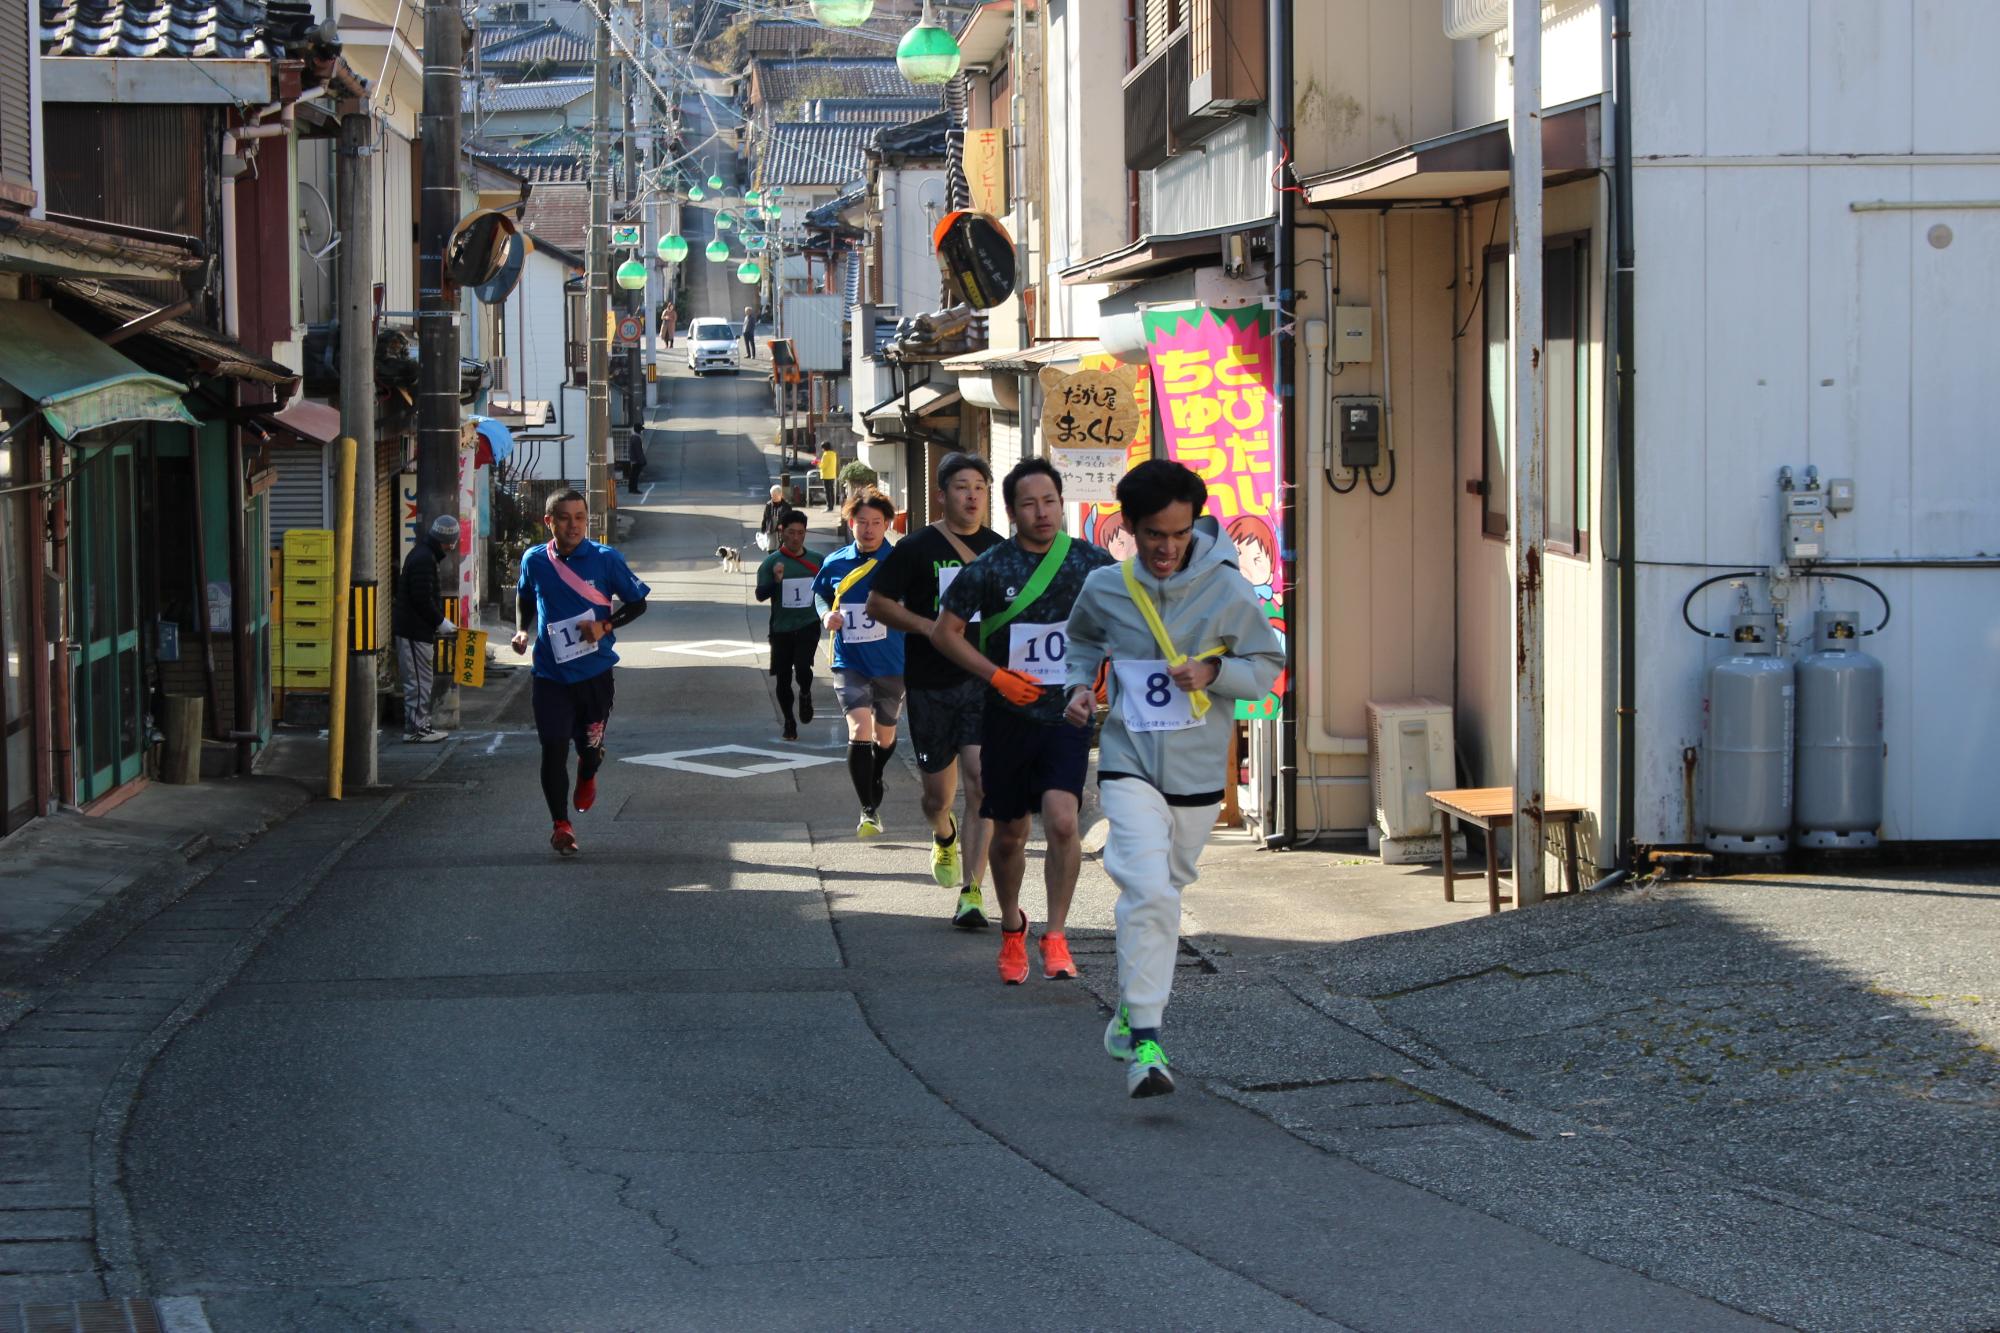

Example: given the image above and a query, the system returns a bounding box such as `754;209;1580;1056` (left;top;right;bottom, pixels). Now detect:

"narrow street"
85;367;1756;1330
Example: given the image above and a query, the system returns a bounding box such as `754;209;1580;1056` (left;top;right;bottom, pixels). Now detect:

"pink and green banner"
1143;303;1284;720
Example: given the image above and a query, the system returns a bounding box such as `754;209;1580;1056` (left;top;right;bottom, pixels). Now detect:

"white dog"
716;545;743;573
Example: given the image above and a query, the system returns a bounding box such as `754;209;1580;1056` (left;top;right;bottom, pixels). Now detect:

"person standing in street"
510;489;651;856
812;490;904;837
757;484;788;550
932;458;1114;984
818;442;840;511
866;453;1004;928
1061;460;1283;1097
658;298;676;349
756;508;824;741
393;514;459;743
742;304;760;359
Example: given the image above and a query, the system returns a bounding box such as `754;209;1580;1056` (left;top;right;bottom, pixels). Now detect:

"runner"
1061;460;1283;1097
931;458;1114;983
755;507;823;741
812;490;904;837
509;488;652;856
865;453;1004;927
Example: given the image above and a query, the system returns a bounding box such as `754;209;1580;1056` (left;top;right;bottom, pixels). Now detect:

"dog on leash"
716;545;743;573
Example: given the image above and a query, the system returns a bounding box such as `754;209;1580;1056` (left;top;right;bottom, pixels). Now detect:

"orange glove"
989;668;1044;708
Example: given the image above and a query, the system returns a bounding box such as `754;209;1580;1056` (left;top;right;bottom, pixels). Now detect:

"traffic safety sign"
616;314;644;347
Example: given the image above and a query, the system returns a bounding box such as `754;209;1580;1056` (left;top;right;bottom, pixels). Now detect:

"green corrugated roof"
0;300;196;439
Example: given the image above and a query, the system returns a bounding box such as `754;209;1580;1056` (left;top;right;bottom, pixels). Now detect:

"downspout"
1268;0;1299;848
1611;0;1638;863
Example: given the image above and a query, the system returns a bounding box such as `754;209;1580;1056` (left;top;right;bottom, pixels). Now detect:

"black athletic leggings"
769;624;818;721
532;673;615;823
541;738;605;821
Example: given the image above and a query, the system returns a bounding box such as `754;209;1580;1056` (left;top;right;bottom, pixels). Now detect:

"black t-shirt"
871;524;1003;689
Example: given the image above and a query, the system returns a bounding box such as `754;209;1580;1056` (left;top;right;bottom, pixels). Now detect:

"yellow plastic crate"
281;615;334;644
283;592;334;623
277;665;333;689
284;529;334;559
278;639;333;670
283;553;336;583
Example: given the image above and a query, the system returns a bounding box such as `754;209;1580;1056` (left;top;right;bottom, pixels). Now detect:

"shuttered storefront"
267;445;328;541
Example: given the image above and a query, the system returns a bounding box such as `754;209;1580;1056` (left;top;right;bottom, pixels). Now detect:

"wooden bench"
1426;787;1587;915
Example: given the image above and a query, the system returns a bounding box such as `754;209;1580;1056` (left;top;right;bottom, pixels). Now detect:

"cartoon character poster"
1141;303;1286;721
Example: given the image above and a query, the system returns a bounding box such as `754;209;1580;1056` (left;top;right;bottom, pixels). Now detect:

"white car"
686;318;741;375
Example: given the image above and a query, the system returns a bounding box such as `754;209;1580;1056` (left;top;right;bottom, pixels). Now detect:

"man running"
1062;460;1282;1097
812;490;904;837
755;507;823;741
866;453;1004;927
510;489;651;856
932;458;1113;983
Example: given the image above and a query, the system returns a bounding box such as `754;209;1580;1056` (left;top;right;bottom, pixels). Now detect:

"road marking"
485;732;505;756
640;483;656;505
620;744;841;778
653;639;766;658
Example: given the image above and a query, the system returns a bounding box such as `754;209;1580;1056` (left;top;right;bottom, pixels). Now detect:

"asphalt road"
117;367;1768;1331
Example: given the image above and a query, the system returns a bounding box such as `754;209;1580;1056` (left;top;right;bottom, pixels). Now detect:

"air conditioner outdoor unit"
1368;697;1454;841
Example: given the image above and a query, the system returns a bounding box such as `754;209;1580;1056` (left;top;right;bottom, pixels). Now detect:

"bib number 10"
1006;621;1069;687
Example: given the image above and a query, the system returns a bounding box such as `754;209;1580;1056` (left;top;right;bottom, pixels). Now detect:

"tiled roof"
41;0;269;59
465;77;593;116
758;121;896;189
470;150;588;185
474;20;541;52
806;97;939;125
480;21;591;69
741;19;885;58
519;183;588;257
751;58;943;108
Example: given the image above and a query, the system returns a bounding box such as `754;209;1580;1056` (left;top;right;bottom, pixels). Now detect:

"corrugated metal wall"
268;446;329;539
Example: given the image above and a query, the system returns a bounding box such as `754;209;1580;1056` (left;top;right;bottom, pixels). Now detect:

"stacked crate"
278;529;335;693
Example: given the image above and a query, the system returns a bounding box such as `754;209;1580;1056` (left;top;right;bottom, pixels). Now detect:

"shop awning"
266;396;344;445
52;279;298;387
0;300;196;439
939;338;1099;374
1059;221;1272;287
863;382;961;436
1299;98;1601;208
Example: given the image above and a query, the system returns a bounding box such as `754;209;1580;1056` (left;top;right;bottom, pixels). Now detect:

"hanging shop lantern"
657;233;688;262
736;260;764;285
705;238;730;262
896;0;961;85
707;173;725;190
716;211;735;231
688;185;705;202
810;0;874;27
615;258;649;290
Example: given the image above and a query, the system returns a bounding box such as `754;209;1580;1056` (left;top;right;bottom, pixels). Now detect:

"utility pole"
338;100;379;787
418;0;465;722
1509;0;1547;904
587;3;613;536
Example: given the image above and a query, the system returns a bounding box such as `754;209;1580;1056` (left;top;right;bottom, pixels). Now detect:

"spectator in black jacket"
395;514;459;742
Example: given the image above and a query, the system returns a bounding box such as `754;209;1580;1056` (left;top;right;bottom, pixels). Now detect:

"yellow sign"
453;628;489;688
965;128;1007;217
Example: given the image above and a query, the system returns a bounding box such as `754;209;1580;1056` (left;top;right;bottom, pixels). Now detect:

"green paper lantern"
615;258;648;290
688;185;705;202
745;188;762;204
656;233;688;262
705;239;729;262
810;0;874;27
707;173;725;190
736;260;764;285
716;211;735;231
896;3;961;85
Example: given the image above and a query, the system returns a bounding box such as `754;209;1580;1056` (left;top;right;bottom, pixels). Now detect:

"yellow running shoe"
952;884;989;929
856;808;885;838
930;815;961;888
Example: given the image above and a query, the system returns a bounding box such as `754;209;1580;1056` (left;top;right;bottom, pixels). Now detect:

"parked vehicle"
686;318;740;375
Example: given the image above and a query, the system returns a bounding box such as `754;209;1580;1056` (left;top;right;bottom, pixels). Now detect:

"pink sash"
543;540;613;608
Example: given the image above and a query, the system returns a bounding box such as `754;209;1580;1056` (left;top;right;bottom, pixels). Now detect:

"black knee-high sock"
774;674;796;726
870;740;896;807
540;742;570;822
846;741;875;808
576;739;605;784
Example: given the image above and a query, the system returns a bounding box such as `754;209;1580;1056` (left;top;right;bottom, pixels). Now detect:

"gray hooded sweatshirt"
1063;525;1284;800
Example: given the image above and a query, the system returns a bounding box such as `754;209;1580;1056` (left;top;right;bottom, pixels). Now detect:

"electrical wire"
1451;200;1505;341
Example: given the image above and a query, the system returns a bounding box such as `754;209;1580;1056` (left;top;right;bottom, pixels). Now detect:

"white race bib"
841;606;887;644
780;577;813;609
936;565;979;622
1114;659;1201;732
546;609;602;664
1007;621;1070;686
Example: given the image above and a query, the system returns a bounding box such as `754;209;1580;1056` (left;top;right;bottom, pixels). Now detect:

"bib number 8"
1145;672;1172;707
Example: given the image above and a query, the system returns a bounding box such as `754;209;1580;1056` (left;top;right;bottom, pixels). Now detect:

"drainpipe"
1509;0;1547;903
1611;0;1638;864
1268;0;1299;849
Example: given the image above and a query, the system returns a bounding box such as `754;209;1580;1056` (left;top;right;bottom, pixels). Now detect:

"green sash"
979;532;1071;651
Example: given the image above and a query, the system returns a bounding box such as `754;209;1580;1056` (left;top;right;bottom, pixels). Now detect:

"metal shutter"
268;446;329;541
0;0;31;191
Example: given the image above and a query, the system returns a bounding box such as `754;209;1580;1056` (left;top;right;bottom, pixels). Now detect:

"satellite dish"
446;209;518;288
932;210;1015;310
475;231;527;305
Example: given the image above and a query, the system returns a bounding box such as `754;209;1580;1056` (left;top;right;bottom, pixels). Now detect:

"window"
565;285;586;386
1481;236;1590;554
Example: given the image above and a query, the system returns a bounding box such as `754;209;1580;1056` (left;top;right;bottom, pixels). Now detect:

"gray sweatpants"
395;636;435;734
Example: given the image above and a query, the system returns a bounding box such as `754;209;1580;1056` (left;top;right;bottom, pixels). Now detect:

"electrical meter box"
1784;489;1826;561
1336;397;1382;469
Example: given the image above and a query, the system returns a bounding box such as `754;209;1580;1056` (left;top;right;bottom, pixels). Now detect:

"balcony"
1123;0;1267;174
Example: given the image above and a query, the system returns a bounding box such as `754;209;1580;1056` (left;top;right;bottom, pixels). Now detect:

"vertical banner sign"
398;471;423;569
1142;304;1285;720
965;128;1007;217
1074;351;1152;549
457;430;479;623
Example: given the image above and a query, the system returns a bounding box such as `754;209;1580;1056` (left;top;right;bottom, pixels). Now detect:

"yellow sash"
1120;559;1226;719
831;558;877;610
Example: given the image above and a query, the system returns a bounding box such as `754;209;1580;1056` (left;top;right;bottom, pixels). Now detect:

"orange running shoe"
574;775;597;812
551;820;578;856
998;913;1030;985
1039;932;1079;980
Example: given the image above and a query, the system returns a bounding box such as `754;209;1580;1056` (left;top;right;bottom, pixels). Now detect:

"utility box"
1333;306;1373;363
1336;396;1383;470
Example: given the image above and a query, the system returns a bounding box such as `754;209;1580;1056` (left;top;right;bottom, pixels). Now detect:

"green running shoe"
1104;1004;1133;1061
930;815;961;888
856;809;885;838
952;884;989;929
1127;1039;1175;1099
